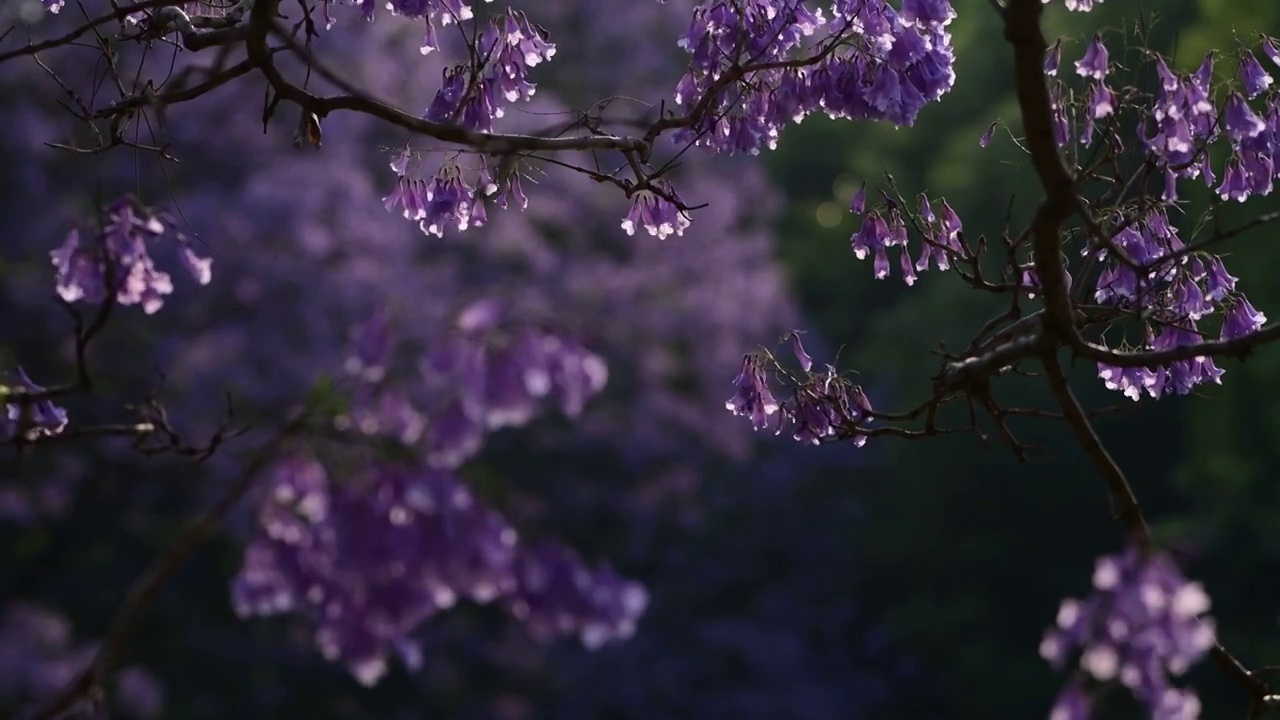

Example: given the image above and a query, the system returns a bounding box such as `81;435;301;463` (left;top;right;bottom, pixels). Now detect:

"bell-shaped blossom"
621;185;692;240
2;367;68;442
418;163;476;237
420;10;555;131
1263;35;1280;68
790;331;814;372
1045;38;1062;76
1239;50;1274;98
50;197;208;315
1075;34;1109;80
1222;93;1267;143
1219;297;1268;341
979;122;997;147
726;338;874;447
725;354;778;431
849;182;867;214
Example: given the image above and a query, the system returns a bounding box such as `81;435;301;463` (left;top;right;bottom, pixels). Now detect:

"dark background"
4;1;1280;718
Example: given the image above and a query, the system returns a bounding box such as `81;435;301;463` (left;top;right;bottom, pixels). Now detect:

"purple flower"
672;0;955;154
1223;93;1267;143
900;0;956;28
545;336;609;418
178;243;212;286
1202;256;1238;300
3;367;68;442
455;298;505;333
1049;83;1071;146
849;182;867;214
233;457;645;685
49;198;187;314
1087;82;1116;119
1163;169;1179;202
504;543;648;649
1220;296;1267;340
725;354;778;431
1042;547;1213;717
424;398;485;469
383;177;428;220
420;163;476;237
425;65;467;123
620;186;692;240
978;121;997;147
1075;34;1109;81
344;308;393;382
1240;50;1274;98
789;331;814;372
1262;35;1280;68
1045;39;1062;76
1217;157;1252;202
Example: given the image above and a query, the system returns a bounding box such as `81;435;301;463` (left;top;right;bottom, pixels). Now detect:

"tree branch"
22;411;308;720
1001;0;1276;710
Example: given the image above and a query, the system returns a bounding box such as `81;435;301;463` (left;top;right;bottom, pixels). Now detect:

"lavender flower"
1041;547;1214;717
621;187;692;240
790;331;814;372
672;0;956;155
1075;34;1110;80
50;198;207;314
725;354;778;431
1090;207;1255;400
1239;50;1274;98
1045;39;1062;76
233;457;645;685
979;121;997;147
2;367;68;442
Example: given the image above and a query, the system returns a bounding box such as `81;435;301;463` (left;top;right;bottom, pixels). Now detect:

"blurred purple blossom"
1041;548;1214;718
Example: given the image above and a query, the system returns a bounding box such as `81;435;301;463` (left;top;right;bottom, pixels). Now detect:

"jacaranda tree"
3;0;1280;717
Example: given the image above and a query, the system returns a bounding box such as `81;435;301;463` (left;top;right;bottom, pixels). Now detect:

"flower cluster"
725;333;873;446
847;188;965;285
232;456;646;686
2;367;68;442
977;37;1277;401
1089;208;1266;401
365;0;486;54
673;0;956;156
1040;547;1215;719
336;300;608;470
1047;34;1280;204
1056;0;1105;11
232;299;626;685
621;184;693;240
383;154;528;238
1041;32;1118;147
423;10;556;131
419;318;609;467
50;197;211;315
